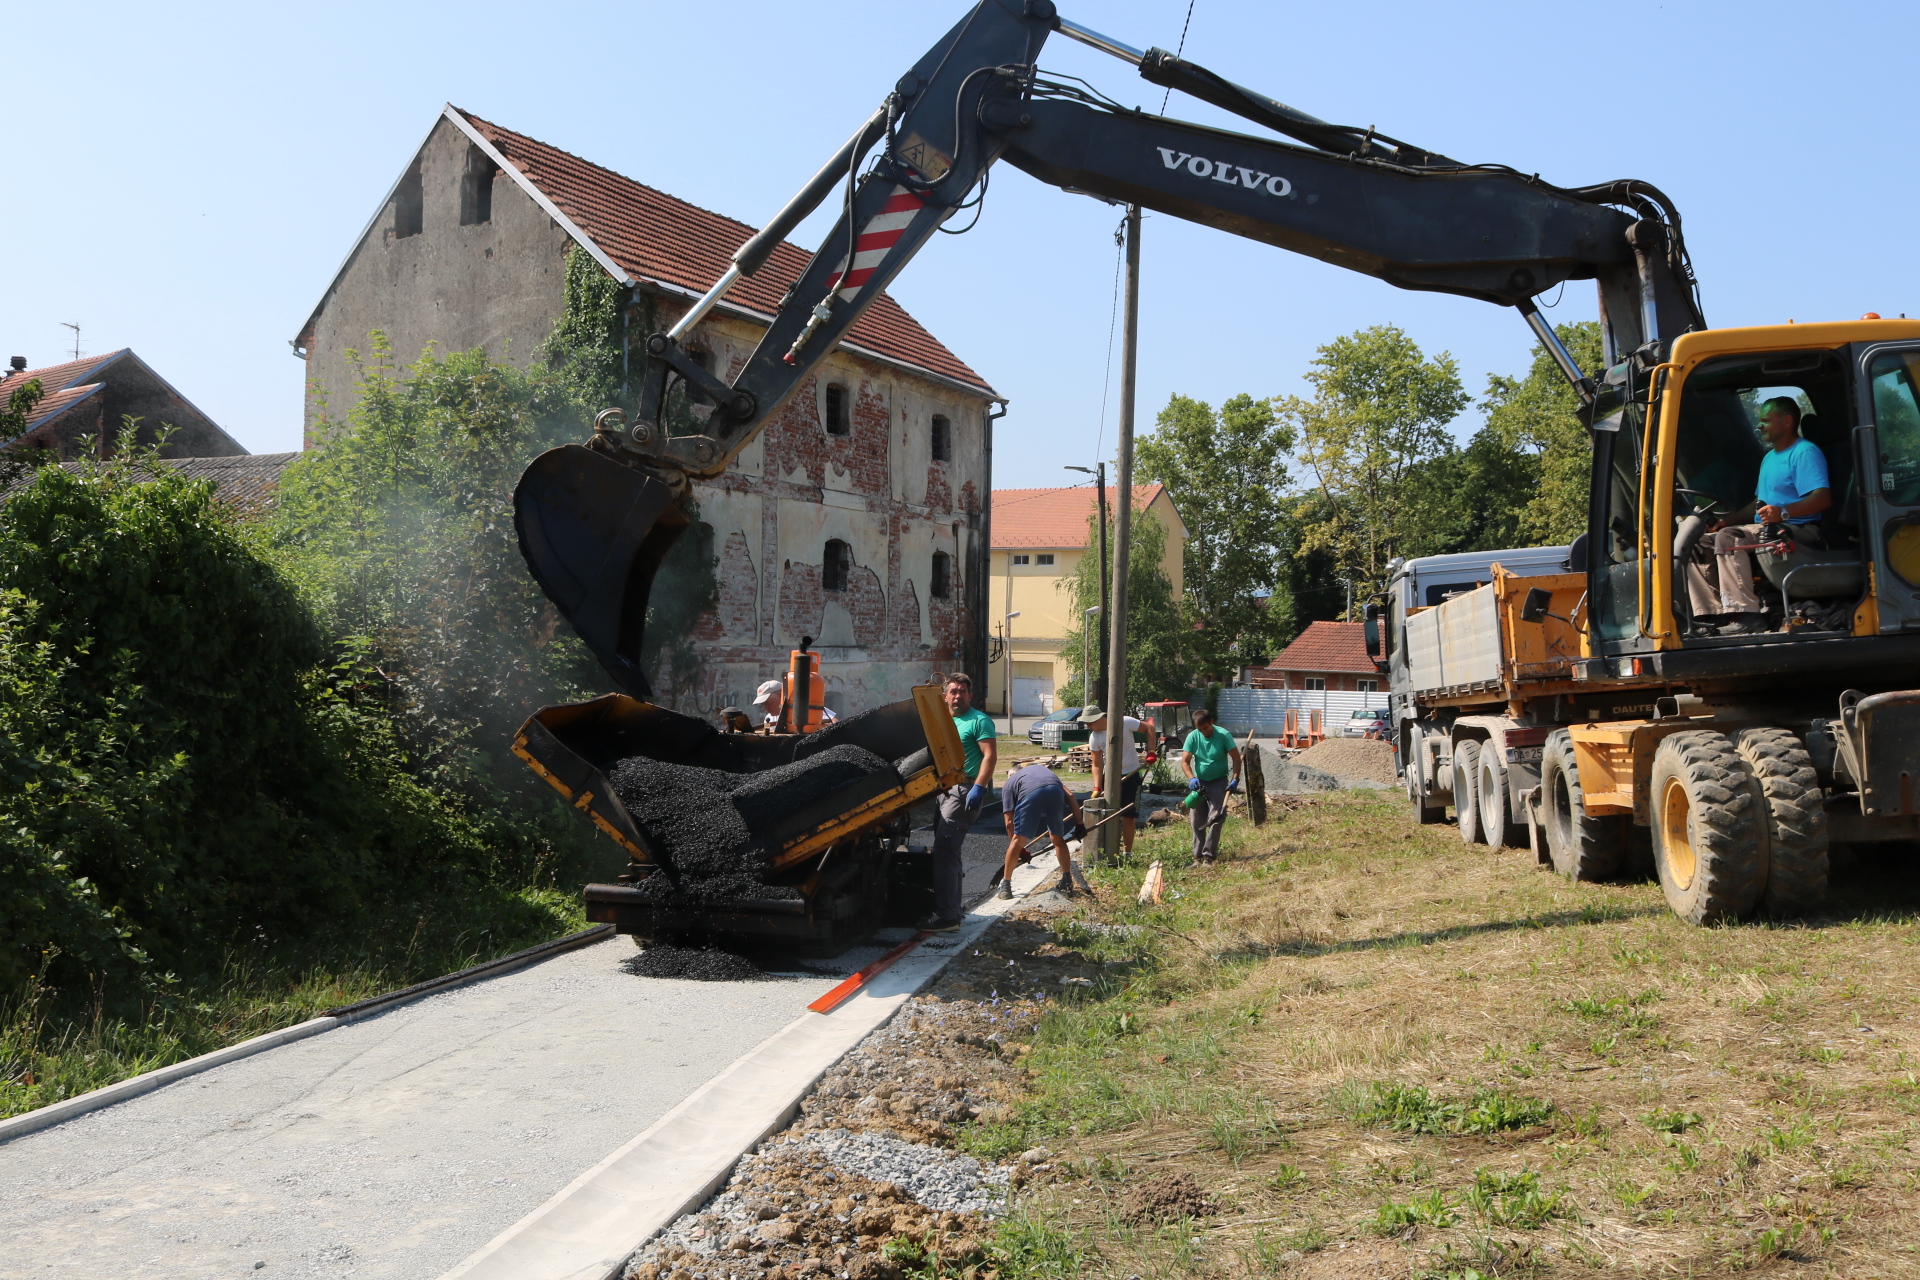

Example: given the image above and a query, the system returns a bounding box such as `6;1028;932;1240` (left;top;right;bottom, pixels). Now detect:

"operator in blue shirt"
1685;396;1831;635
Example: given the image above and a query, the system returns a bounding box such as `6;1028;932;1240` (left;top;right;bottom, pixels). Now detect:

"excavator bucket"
514;444;689;698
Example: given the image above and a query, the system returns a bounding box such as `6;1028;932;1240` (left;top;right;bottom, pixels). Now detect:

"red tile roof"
991;484;1174;549
1264;621;1375;675
451;108;994;397
0;350;129;397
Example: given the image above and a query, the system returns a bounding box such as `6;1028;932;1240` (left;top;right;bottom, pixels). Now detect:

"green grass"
1;883;583;1118
1340;1080;1556;1135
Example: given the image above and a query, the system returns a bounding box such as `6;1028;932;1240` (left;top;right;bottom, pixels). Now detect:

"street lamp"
999;612;1021;734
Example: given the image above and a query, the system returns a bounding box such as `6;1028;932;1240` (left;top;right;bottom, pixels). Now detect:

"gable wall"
300;116;573;438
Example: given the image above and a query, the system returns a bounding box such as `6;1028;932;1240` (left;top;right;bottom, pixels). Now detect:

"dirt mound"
622;944;770;982
1288;736;1398;785
1119;1171;1218;1223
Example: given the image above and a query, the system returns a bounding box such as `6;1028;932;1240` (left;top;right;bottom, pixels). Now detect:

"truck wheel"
1650;731;1763;924
1478;749;1520;848
1732;727;1829;915
1453;741;1484;845
1541;730;1624;880
1407;769;1445;824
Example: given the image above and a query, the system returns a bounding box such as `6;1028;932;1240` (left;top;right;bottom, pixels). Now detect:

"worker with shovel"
997;759;1088;901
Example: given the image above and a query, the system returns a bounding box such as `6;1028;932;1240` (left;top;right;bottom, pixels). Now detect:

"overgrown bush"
0;449;495;985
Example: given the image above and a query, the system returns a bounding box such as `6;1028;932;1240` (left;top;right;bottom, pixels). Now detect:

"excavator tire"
1478;748;1521;848
1453;740;1484;845
1731;727;1829;915
1649;731;1764;925
1541;729;1624;881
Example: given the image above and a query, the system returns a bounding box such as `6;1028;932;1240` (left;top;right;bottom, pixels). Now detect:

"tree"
1134;392;1293;680
1397;424;1543;559
1279;325;1472;609
1055;508;1187;706
1483;319;1603;544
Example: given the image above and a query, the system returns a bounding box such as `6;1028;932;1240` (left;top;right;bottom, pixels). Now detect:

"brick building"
294;106;1000;715
1247;620;1383;696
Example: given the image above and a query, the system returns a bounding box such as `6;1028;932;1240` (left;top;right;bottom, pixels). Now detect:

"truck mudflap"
1835;689;1920;817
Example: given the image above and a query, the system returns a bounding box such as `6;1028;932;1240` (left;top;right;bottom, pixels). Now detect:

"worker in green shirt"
1180;707;1242;864
924;672;997;932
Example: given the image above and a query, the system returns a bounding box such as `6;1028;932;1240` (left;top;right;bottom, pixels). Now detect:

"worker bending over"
923;673;996;932
1685;397;1832;636
997;759;1086;900
1181;708;1242;864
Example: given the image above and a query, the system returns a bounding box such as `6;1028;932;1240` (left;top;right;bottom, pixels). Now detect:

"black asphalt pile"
607;744;899;905
622;944;770;982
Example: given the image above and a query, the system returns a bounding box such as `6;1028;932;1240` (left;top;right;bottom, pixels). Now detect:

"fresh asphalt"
0;815;1016;1280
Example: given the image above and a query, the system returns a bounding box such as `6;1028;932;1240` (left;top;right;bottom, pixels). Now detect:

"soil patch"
1287;736;1398;785
1119;1171;1219;1223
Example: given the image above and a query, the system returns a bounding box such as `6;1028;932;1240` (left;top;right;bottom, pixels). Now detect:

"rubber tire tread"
1540;729;1624;881
1479;749;1518;848
1454;740;1484;845
1732;726;1829;915
1650;730;1763;925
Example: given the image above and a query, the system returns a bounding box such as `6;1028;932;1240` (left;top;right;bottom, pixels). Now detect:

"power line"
1157;0;1198;115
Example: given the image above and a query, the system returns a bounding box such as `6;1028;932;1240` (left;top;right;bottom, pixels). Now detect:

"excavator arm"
516;0;1704;696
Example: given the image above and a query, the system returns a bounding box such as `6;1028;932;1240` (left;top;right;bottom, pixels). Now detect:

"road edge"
439;861;1054;1280
0;924;615;1146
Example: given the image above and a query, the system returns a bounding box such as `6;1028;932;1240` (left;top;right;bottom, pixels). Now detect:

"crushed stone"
623;945;772;982
783;1129;1008;1217
1287;736;1399;785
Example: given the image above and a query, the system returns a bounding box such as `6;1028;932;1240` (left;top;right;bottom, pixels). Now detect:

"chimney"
7;357;24;374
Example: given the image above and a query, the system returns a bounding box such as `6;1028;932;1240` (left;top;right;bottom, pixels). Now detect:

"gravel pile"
785;1129;1008;1217
623;945;772;982
1288;736;1399;785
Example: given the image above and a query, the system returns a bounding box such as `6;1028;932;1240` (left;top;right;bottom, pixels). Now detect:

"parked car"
1029;705;1083;745
1342;708;1390;738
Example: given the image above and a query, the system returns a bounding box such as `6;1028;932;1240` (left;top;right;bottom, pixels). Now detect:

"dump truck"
1377;321;1920;923
514;679;967;952
506;3;1917;933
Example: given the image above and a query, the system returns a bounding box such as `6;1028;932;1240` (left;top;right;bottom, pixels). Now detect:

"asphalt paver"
1;815;1013;1280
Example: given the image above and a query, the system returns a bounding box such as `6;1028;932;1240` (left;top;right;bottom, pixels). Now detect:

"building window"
931;551;951;599
930;414;950;461
459;144;498;225
1303;676;1326;691
822;539;851;591
824;383;849;435
394;158;423;239
1011;554;1029;566
1357;678;1379;694
1036;553;1054;566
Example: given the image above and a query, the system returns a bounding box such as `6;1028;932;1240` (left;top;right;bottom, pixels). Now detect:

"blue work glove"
1187;777;1203;793
1228;778;1242;794
966;784;987;809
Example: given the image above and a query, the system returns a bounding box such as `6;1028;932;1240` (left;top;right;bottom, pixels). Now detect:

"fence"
1206;687;1380;739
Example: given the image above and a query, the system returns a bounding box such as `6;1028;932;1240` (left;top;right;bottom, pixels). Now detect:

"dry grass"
981;790;1920;1279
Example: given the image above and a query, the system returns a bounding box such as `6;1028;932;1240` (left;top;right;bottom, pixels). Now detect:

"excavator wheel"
1732;727;1829;915
1541;730;1625;881
1649;731;1764;925
1453;740;1484;845
1478;748;1521;849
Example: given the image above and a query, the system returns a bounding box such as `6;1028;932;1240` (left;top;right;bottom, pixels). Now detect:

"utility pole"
1095;461;1109;706
1101;205;1141;864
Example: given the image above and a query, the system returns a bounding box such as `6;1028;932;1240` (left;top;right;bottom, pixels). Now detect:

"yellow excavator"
505;0;1919;931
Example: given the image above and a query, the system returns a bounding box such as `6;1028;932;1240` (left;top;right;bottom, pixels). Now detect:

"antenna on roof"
59;322;81;362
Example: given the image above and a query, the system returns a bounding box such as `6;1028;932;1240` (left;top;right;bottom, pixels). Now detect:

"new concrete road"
0;820;1014;1280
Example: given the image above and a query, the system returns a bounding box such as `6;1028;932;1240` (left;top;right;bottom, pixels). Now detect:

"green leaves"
1483;319;1602;544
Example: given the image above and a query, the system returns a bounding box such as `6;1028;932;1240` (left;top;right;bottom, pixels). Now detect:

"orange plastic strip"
807;932;930;1014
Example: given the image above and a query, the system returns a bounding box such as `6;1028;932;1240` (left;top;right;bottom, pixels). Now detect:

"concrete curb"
440;859;1060;1280
0;924;615;1146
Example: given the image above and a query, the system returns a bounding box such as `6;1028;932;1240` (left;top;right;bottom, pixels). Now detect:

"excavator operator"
1686;397;1833;635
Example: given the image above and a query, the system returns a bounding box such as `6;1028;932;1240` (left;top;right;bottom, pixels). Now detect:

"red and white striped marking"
824;187;928;299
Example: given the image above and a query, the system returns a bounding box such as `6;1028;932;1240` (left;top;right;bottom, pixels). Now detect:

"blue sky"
5;1;1917;485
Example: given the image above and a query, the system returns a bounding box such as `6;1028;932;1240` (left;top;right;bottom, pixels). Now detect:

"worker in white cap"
753;678;836;733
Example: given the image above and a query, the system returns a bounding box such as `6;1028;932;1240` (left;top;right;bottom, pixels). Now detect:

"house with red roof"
1247;620;1384;696
294;106;1000;715
0;350;245;460
986;483;1186;715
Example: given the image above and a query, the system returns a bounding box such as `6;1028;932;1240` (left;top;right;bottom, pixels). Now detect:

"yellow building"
986;484;1186;716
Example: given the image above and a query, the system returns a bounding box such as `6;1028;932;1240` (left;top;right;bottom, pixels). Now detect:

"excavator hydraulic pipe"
730;104;890;278
1052;16;1145;64
1516;297;1597;405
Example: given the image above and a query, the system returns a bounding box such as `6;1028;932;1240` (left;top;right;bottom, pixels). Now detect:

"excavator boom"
516;0;1702;696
